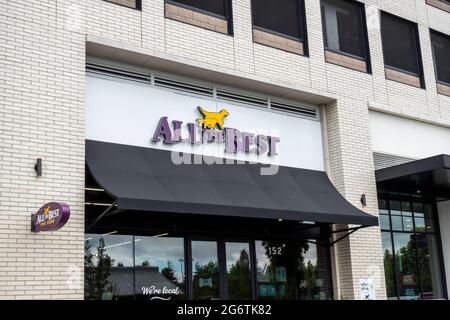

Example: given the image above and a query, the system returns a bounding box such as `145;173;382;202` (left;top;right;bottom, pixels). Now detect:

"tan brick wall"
1;0;85;299
104;0;138;9
253;29;304;55
427;0;450;13
437;83;450;97
325;50;368;73
385;67;422;88
2;0;450;299
165;2;228;35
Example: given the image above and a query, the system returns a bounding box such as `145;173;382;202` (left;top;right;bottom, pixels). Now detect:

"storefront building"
1;0;449;300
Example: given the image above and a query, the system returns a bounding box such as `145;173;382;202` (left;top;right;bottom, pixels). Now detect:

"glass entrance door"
191;240;220;300
225;242;253;300
188;238;331;300
190;240;254;300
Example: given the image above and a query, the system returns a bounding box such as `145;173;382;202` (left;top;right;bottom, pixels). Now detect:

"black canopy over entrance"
376;154;450;201
86;140;377;227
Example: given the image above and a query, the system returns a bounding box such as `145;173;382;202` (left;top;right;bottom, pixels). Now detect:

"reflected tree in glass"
192;260;220;300
84;238;113;300
227;248;251;299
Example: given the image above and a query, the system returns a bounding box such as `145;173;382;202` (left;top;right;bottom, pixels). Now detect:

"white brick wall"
1;0;449;299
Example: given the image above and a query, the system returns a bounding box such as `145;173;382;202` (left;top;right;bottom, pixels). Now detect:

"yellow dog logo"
196;107;229;129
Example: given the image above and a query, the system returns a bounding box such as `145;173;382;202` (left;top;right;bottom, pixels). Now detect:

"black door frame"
187;236;256;300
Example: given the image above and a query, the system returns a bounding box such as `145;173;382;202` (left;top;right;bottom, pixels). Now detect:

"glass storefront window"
255;240;295;300
134;236;185;300
85;235;332;300
85;233;134;300
255;240;330;300
225;242;252;300
379;214;391;230
378;199;445;300
296;242;330;300
393;232;419;300
391;215;403;231
381;232;397;299
416;234;444;299
192;241;220;300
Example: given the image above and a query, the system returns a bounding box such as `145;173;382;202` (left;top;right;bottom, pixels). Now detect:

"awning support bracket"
87;200;118;231
328;226;369;247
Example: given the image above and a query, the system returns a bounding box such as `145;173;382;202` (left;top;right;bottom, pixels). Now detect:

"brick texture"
385;67;422;88
253;29;304;55
426;0;450;13
325;50;368;73
165;2;228;35
437;83;450;97
104;0;138;9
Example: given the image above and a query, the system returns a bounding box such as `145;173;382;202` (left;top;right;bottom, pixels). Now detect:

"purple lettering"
152;117;175;144
267;136;280;156
187;123;201;145
242;132;255;153
256;134;268;154
225;128;244;154
172;120;183;142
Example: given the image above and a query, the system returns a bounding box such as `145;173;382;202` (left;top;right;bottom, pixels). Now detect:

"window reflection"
393;233;419;300
255;240;330;300
381;232;396;299
379;198;445;300
134;236;185;300
84;234;133;300
297;242;330;300
192;241;220;300
226;242;252;300
256;241;294;300
416;234;444;299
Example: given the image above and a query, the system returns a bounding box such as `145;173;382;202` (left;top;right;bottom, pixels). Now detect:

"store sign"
359;278;376;300
31;202;70;232
152;107;281;156
87;75;325;170
400;274;416;286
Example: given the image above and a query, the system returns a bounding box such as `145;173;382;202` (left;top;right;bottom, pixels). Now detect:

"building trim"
368;102;450;129
86;36;337;105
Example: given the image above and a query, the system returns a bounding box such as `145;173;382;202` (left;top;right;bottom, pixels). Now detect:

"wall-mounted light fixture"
34;158;42;177
360;194;367;207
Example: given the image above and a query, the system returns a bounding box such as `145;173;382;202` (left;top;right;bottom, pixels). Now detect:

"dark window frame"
320;0;371;71
430;29;450;87
250;0;309;55
380;11;426;88
378;197;448;300
165;0;234;35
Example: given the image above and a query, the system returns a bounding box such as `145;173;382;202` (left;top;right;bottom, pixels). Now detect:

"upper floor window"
380;12;424;88
165;0;232;35
321;0;370;72
321;0;368;59
430;30;450;86
251;0;307;55
252;0;305;40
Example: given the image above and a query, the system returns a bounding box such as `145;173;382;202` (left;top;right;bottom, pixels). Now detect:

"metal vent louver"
373;152;415;170
270;101;317;119
154;76;213;97
216;89;268;108
86;64;150;83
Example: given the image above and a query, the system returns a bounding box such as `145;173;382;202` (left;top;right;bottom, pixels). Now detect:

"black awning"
376;154;450;200
86;140;378;226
